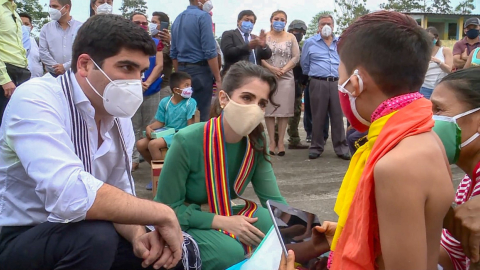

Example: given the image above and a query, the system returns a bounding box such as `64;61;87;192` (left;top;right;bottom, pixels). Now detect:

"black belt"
311;76;339;82
178;61;208;67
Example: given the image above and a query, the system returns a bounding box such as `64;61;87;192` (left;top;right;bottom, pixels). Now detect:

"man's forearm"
114;223;146;243
173;59;178;72
146;64;163;85
86;184;175;226
207;57;221;81
454;57;466;69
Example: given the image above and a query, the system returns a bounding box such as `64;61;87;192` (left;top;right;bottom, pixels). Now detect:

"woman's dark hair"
211;61;279;162
270;10;287;31
71;14;156;73
90;0;96;17
439;67;480;110
426;26;442;47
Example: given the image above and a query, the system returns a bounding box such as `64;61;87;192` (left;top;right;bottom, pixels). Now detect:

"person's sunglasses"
133;21;148;26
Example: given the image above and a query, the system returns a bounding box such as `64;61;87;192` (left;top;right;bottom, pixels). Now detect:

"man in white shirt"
39;0;82;77
0;14;200;270
19;13;44;78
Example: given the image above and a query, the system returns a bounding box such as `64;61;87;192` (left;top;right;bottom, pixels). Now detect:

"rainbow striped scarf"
204;116;258;254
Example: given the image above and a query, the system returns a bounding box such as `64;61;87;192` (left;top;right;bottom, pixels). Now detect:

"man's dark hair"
71;14;156;73
18;13;32;24
130;12;147;21
338;11;431;96
152;11;170;26
237;10;257;23
58;0;72;6
169;71;192;90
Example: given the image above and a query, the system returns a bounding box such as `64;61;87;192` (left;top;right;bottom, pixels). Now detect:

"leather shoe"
309;153;321;159
337;153;351;160
288;143;309;150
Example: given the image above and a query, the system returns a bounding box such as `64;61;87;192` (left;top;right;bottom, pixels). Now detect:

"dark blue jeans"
178;64;213;122
304;81;329;140
1;64;31;127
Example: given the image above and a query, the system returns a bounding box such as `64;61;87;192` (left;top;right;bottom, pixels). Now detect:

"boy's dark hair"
18;13;32;24
170;72;192;90
71;14;156;73
237;10;257;23
130;12;147;21
58;0;72;6
152;11;170;26
338;11;431;96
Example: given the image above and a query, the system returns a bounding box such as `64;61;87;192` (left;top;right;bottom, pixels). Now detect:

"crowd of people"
2;0;480;269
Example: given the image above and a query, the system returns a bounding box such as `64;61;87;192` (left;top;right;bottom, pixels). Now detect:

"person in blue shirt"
136;71;197;172
300;14;350;160
170;0;221;122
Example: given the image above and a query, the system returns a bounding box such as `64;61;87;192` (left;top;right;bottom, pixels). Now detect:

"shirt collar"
315;34;338;42
56;16;75;27
187;5;200;10
238;28;249;36
463;36;480;44
69;72;90;106
1;0;15;8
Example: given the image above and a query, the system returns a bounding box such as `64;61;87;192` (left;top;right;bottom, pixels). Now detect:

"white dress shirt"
39;17;82;74
0;73;135;229
28;37;44;78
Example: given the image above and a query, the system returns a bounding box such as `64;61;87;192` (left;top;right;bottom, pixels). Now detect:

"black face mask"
466;28;480;39
294;33;304;43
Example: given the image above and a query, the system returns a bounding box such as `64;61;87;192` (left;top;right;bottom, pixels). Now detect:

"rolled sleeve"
4;81;103;222
199;13;217;60
0;59;12;85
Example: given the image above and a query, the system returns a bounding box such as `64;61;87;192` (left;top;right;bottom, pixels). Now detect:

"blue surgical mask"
433;38;438;46
240;21;254;34
273;21;285;32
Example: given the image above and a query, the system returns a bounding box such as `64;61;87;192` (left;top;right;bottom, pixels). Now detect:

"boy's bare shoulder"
374;131;450;187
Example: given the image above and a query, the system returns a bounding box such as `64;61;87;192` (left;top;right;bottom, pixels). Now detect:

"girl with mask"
420;27;453;99
90;0;113;17
431;67;480;270
154;61;287;270
262;10;300;156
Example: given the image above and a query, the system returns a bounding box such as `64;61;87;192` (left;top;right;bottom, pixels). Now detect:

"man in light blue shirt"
39;0;82;77
301;14;349;160
170;0;221;121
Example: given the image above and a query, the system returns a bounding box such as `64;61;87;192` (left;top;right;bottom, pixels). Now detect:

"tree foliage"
334;0;369;33
306;11;334;39
379;0;424;12
431;0;452;13
120;0;148;19
16;0;49;33
455;0;475;14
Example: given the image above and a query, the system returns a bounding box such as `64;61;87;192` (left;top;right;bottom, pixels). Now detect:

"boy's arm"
374;154;428;269
148;120;165;130
187;119;195;125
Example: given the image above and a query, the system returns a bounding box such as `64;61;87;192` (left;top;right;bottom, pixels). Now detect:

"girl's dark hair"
426;26;442;47
210;61;279;162
90;0;96;17
439;67;480;110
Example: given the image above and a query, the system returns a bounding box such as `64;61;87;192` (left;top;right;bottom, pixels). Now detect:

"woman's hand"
431;56;442;64
213;215;265;247
268;66;284;78
279;250;296;270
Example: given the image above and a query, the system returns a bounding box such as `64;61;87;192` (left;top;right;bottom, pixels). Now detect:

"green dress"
154;122;287;270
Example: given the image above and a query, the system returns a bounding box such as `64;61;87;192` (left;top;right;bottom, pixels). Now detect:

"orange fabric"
331;98;434;270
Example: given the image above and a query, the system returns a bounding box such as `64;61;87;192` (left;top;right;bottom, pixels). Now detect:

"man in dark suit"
220;10;272;74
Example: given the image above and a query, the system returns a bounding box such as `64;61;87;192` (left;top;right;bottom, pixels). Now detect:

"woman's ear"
218;90;229;108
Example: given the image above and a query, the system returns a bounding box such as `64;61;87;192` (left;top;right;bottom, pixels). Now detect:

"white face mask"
85;60;143;118
149;23;159;36
178;87;193;99
96;3;113;14
222;92;265;137
200;0;213;13
49;6;66;21
321;25;332;37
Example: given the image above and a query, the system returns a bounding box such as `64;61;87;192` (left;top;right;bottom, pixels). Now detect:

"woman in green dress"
154;61;287;270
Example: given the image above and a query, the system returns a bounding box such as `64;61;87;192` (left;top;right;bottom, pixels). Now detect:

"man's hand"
215;79;222;93
279;250;296;270
249;38;260;50
2;81;16;98
462;48;470;61
452;196;480;263
159;29;171;44
133;231;175;269
154;213;184;269
314;221;337;248
258;30;267;48
142;82;150;92
53;64;66;75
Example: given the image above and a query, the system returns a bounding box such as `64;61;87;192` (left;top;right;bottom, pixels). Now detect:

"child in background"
137;71;197;189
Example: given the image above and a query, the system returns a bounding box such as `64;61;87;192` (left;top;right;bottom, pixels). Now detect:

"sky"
39;0;480;37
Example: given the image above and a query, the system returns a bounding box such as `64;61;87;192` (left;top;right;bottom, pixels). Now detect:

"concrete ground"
132;117;465;223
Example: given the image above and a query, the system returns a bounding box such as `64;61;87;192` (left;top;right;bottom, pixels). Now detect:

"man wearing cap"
220;10;272;74
453;17;480;69
286;20;309;149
